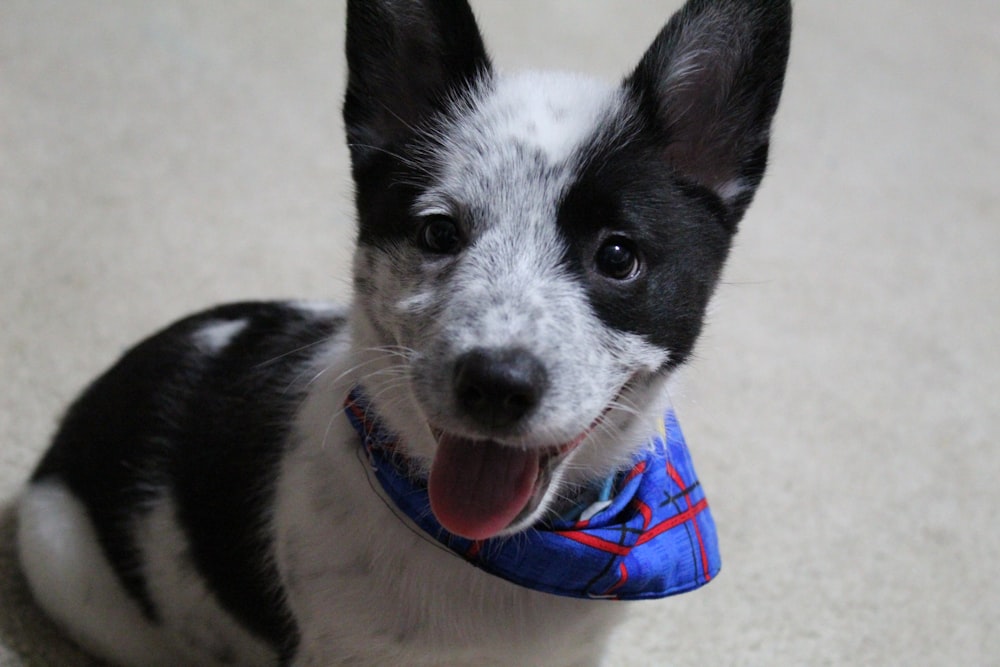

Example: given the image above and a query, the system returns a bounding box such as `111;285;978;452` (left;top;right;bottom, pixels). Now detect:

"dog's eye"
418;215;463;255
595;236;641;280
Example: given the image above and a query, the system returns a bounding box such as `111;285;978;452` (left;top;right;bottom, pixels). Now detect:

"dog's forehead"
475;71;616;164
416;71;621;221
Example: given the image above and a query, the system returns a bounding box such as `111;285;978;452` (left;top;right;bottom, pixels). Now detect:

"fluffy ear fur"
626;0;791;223
343;0;492;168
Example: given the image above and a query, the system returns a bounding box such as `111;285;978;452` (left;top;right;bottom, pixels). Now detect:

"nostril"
452;347;548;429
506;390;534;413
456;384;485;410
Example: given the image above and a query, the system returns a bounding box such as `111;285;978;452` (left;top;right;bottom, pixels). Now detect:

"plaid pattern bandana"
344;387;721;600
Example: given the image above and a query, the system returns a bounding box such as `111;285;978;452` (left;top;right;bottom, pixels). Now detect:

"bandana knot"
344;388;720;600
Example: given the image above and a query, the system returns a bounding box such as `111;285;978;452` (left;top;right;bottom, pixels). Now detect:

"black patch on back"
32;301;345;656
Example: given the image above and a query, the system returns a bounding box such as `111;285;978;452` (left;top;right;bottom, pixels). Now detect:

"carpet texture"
2;1;997;665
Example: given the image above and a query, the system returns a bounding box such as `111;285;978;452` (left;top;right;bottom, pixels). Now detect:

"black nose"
452;347;548;430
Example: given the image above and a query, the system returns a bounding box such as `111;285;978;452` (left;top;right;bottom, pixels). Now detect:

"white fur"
274;344;621;666
18;483;276;666
461;71;617;164
137;496;276;665
290;300;341;316
18;483;183;667
193;318;249;354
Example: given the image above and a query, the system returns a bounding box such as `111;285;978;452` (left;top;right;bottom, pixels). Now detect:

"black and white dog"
17;1;790;664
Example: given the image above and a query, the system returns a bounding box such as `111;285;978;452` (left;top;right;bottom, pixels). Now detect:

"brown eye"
418;215;463;255
595;236;640;280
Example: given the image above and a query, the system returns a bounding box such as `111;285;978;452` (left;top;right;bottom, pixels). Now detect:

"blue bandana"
344;388;721;600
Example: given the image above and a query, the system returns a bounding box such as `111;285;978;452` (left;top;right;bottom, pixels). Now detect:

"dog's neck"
343;385;721;601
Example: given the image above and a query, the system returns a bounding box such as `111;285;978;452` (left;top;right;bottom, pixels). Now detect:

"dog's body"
17;1;790;665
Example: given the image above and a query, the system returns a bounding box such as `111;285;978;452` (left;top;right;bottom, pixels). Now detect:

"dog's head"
343;0;790;539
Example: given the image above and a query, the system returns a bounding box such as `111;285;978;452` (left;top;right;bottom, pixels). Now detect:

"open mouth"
427;412;607;540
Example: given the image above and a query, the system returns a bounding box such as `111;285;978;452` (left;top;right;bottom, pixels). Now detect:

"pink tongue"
428;434;540;540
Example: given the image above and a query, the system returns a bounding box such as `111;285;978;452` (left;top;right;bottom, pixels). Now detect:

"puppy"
17;1;790;664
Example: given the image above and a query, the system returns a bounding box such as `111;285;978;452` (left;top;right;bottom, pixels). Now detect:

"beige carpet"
2;1;998;664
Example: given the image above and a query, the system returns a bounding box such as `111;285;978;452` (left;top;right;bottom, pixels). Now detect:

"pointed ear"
626;0;791;220
343;0;491;166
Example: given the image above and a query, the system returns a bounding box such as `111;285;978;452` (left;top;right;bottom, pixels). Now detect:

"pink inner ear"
626;1;790;208
659;58;745;199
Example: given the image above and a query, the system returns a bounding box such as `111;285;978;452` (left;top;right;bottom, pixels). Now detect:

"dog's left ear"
626;0;792;223
343;0;491;169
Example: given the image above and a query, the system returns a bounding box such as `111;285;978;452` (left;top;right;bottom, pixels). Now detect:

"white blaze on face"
486;71;618;163
393;72;666;438
355;71;673;539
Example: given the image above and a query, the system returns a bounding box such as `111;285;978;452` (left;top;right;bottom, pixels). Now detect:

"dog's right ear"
343;0;491;168
625;0;791;224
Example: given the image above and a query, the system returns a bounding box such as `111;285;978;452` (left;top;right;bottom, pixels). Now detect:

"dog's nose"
452;347;548;430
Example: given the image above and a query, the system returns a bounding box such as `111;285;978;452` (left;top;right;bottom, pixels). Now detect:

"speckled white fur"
259;74;668;666
355;69;671;509
273;70;675;664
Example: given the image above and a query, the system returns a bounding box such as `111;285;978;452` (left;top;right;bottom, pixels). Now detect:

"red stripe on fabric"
560;497;706;554
346;396;393;452
694;513;712;582
622;460;647;485
557;530;632;556
601;562;630;597
347;400;369;428
664;461;687;496
634;498;708;545
665;462;712;581
636;501;653;530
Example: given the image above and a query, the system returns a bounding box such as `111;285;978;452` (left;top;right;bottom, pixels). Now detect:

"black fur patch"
352;152;435;251
343;0;492;174
32;302;345;657
557;0;791;365
557;128;734;367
